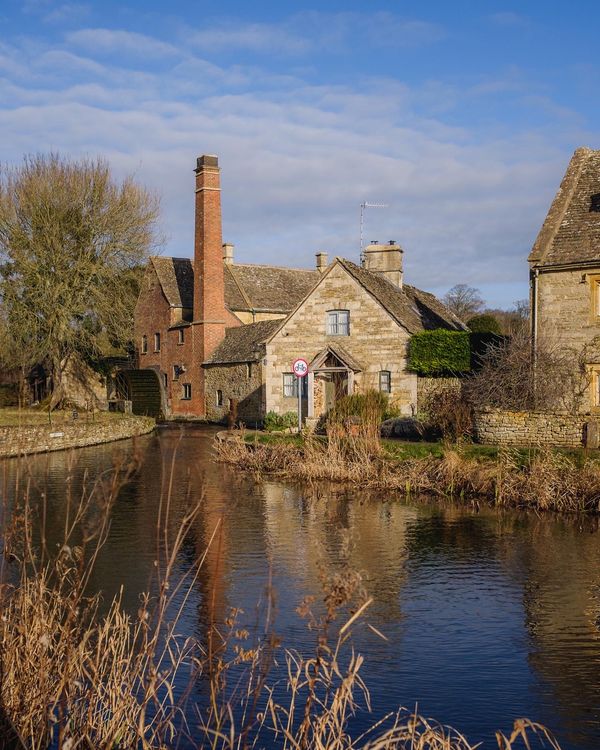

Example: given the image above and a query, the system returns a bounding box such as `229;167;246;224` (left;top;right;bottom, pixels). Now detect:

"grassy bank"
0;454;564;749
220;429;600;514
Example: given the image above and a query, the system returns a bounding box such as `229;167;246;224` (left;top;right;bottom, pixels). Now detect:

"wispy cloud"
189;12;445;56
0;18;591;307
66;28;180;59
489;11;528;27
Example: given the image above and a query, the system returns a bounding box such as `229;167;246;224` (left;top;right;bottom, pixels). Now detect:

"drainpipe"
531;267;539;408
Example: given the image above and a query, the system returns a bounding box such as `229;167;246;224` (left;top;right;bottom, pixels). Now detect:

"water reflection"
2;425;600;750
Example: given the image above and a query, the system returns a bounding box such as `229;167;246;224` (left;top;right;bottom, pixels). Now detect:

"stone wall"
473;409;591;447
0;415;155;458
536;266;600;413
417;377;462;414
265;263;417;417
204;362;264;426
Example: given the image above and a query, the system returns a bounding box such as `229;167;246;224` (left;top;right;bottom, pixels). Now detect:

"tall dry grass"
0;449;565;748
217;432;600;514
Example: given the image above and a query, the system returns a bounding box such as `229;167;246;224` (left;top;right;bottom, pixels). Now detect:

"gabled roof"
150;257;193;309
225;263;319;312
310;344;364;372
204;319;281;365
337;259;466;334
148;257;319;314
529;147;600;268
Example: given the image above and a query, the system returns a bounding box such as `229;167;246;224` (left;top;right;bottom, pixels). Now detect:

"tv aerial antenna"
360;202;388;263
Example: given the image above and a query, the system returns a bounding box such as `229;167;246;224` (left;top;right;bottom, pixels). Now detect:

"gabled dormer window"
590;193;600;213
327;310;350;336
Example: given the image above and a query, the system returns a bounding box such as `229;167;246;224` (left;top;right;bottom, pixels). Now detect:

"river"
3;425;600;749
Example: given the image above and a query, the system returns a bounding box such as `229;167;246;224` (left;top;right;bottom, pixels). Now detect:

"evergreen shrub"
408;330;471;376
263;410;297;432
467;314;502;334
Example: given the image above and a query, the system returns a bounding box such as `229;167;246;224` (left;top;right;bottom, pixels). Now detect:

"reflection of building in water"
260;482;418;622
500;516;600;747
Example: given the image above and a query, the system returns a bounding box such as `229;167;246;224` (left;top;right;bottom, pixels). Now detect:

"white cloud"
66;28;179;59
0;23;593;307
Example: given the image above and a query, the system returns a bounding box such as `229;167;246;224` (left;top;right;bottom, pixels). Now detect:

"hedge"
408;330;471;376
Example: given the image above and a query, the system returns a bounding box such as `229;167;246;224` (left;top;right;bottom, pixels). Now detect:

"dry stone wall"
473;409;591;447
0;415;155;458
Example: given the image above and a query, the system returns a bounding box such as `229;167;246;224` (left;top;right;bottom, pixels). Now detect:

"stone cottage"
133;154;465;422
529;147;600;411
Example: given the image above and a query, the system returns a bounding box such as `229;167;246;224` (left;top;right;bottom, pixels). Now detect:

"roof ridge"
232;262;318;273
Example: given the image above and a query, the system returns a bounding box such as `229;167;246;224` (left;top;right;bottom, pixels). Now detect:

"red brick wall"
134;155;231;418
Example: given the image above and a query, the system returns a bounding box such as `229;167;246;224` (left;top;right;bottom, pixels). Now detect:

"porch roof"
309;344;364;373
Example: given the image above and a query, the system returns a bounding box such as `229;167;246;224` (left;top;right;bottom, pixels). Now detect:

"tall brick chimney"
191;154;227;414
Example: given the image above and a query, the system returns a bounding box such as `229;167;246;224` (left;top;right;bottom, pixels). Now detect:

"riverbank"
0;409;155;457
217;430;600;514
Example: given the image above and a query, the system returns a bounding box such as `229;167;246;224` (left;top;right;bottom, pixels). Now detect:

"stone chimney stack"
363;240;403;288
192;154;227;414
223;243;234;264
315;251;328;274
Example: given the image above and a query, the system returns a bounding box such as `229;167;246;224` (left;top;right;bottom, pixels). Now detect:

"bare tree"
0;154;161;407
466;329;590;413
443;284;484;321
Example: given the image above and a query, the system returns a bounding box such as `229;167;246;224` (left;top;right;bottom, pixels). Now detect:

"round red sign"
292;358;309;377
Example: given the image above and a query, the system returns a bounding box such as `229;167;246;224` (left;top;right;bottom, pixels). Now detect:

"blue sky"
1;1;599;308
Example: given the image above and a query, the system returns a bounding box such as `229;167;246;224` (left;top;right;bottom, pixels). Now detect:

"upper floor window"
182;383;192;400
327;310;350;336
589;274;600;318
246;363;252;379
178;328;185;345
141;335;148;354
216;389;223;407
379;370;391;393
154;332;161;352
590;193;600;213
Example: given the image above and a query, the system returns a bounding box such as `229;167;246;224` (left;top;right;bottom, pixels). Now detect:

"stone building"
133;154;465;422
529;147;600;412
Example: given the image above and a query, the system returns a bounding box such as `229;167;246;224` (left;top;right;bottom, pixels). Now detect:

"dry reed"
217;433;600;514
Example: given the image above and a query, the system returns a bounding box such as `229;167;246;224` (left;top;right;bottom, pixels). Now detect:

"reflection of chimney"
315;251;328;274
363;240;403;288
223;243;234;264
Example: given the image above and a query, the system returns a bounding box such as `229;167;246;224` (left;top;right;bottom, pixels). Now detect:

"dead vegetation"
217;432;600;514
0;451;566;748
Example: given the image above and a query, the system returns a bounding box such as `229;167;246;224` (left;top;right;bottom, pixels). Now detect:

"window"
141;335;148;354
154;332;161;352
246;363;252;379
379;370;391;393
283;373;307;398
589;275;600;318
178;328;185;345
327;310;350;336
590;193;600;213
173;365;180;381
182;383;192;400
162;373;167;390
216;389;223;407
